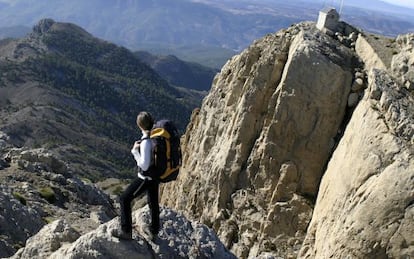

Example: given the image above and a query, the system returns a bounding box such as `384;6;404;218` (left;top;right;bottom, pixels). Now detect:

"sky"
381;0;414;8
0;0;413;9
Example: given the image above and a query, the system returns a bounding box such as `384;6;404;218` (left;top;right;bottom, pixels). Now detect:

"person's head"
136;111;154;131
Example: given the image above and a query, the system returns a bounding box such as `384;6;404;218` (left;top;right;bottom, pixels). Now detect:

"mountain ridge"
135;50;217;91
0;0;413;68
0;19;197;181
0;18;206;256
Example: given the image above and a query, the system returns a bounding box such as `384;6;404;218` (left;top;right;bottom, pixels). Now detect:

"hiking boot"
150;226;159;236
111;228;132;240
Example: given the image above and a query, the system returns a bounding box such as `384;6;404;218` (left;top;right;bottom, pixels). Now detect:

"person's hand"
132;141;140;150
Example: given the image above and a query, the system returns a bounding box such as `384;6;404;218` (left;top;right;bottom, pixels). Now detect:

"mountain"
135;51;218;92
0;18;203;257
0;0;413;68
0;19;196;181
160;19;414;258
2;15;414;259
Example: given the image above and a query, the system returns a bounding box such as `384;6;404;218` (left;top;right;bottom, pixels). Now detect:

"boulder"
11;219;80;259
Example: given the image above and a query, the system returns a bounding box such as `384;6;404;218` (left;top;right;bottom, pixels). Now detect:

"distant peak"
30;19;94;41
33;18;56;34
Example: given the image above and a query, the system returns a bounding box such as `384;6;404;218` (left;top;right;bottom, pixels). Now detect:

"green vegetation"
12;242;24;251
22;26;193;134
81;177;92;184
43;217;55;224
0;21;200;182
135;51;217;91
0;61;23;84
38;187;56;204
12;192;27;205
112;185;124;196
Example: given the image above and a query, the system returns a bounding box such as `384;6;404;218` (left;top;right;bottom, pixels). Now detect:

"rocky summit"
160;21;414;258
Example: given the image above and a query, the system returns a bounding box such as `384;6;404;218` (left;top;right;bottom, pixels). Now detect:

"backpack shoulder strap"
151;128;171;139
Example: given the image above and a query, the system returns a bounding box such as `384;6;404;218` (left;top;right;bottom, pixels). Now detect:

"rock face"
355;34;389;70
11;206;236;259
391;33;414;90
161;21;414;258
299;68;414;258
161;22;358;258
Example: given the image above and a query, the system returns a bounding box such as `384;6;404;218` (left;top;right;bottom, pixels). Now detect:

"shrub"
38;187;56;204
43;217;55;224
12;192;27;205
113;185;124;196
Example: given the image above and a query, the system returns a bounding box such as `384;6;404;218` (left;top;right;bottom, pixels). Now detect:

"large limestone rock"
0;186;44;258
299;69;414;258
11;219;80;259
355;34;389;70
161;22;357;258
11;206;236;259
391;33;414;90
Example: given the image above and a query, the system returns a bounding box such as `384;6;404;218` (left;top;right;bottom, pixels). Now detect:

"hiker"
112;111;160;240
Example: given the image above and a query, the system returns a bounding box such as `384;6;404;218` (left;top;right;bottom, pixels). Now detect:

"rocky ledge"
10;206;236;259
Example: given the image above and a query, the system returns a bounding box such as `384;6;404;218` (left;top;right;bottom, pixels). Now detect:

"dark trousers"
119;177;160;233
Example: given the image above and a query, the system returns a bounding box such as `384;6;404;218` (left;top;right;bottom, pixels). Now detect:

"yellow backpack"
150;120;182;182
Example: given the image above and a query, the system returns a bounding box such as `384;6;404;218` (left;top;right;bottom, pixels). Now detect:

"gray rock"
32;19;55;35
0;157;9;169
19;149;69;175
347;92;359;107
0;131;9;140
11;206;236;259
0;186;44;258
349;31;358;41
351;77;365;92
11;219;80;259
0;131;10;152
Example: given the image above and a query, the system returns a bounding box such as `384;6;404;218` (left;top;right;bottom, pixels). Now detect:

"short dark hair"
136;111;154;131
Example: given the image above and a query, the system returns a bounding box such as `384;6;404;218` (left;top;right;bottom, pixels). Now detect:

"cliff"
299;33;414;259
160;22;414;258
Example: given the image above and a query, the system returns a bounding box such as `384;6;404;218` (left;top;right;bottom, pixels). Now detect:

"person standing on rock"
112;111;160;240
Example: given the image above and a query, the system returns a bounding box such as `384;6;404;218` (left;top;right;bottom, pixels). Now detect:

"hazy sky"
381;0;414;8
0;0;413;9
